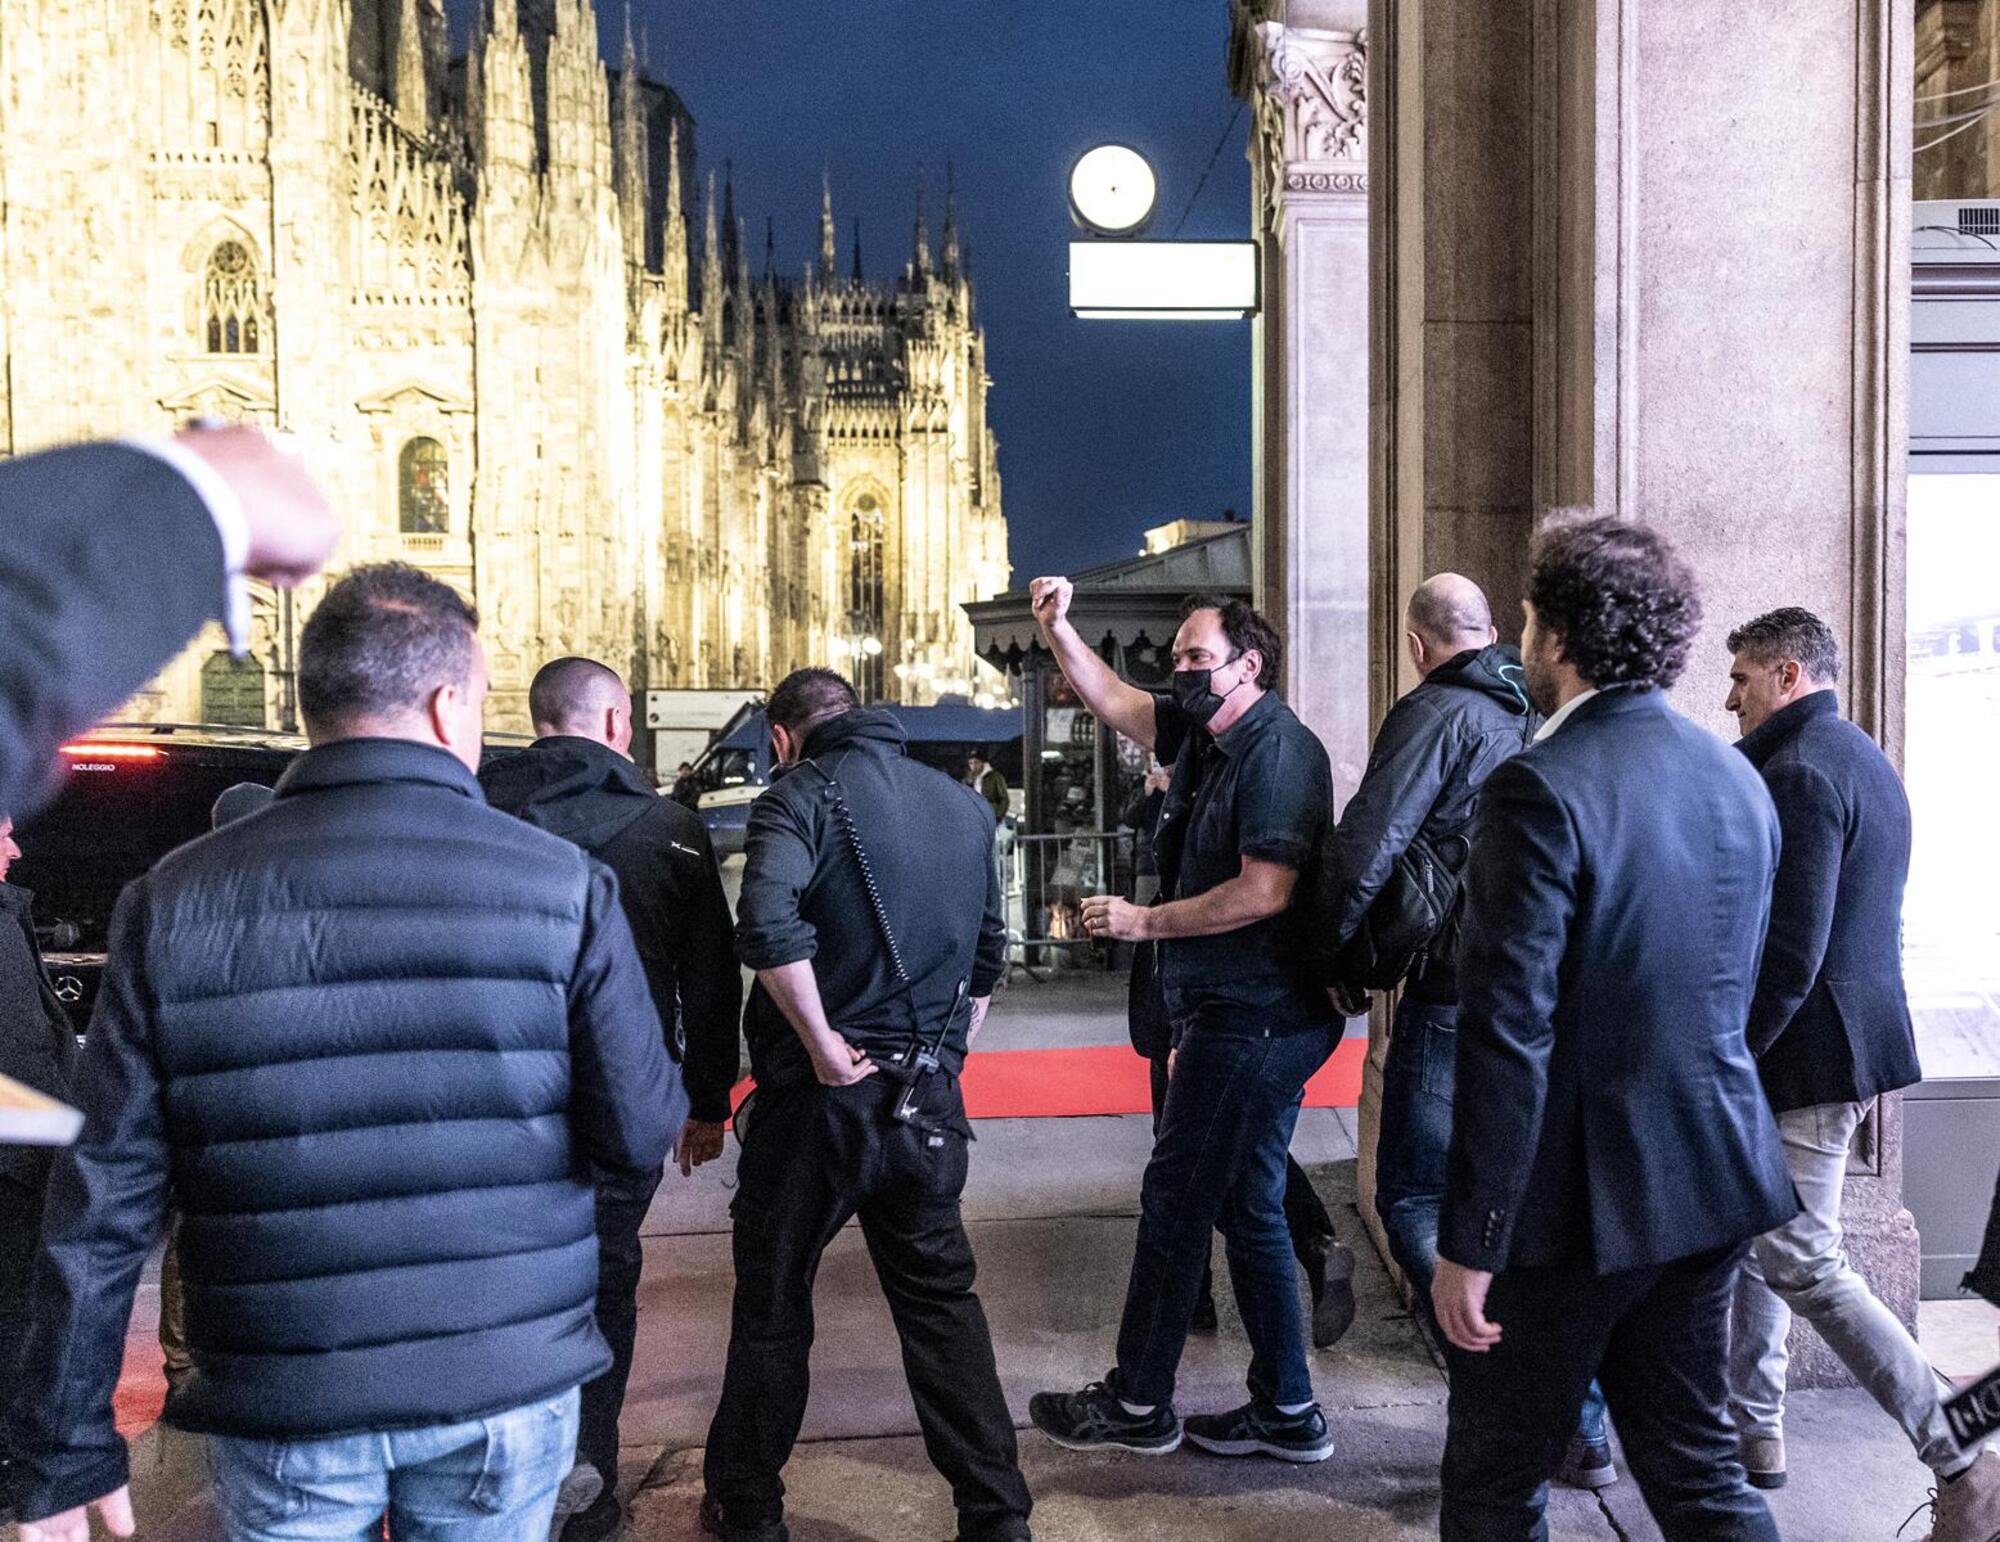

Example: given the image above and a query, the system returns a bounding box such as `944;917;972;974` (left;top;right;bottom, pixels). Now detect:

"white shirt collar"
1533;687;1602;742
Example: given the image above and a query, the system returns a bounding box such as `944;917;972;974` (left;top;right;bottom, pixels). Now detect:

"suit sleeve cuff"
14;1445;130;1526
121;434;251;654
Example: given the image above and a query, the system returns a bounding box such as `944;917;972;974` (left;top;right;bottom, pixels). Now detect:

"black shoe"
944;1526;1033;1542
1553;1435;1618;1490
1189;1288;1219;1334
559;1485;625;1542
700;1494;790;1542
1028;1380;1182;1455
1184;1399;1335;1463
1302;1236;1358;1349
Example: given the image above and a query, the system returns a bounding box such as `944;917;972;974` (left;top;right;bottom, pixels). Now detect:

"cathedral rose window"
399;438;450;535
202;240;263;355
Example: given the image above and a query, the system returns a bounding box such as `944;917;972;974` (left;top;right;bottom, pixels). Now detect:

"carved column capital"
1236;17;1369;225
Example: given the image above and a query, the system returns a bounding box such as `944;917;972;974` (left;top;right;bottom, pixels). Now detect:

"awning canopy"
964;525;1253;676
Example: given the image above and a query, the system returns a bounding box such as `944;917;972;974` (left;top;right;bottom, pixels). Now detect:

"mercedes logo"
52;975;84;1004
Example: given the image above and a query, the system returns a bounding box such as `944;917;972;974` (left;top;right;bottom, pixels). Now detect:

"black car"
9;723;309;1025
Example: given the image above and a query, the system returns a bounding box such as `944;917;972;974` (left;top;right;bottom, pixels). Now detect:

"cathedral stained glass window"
202;240;262;355
399;437;449;534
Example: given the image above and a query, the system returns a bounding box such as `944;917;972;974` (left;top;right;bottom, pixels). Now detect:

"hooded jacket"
735;709;1005;1086
7;738;681;1522
1323;643;1538;1001
482;737;742;1123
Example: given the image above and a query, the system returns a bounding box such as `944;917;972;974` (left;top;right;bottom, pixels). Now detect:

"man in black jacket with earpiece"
703;668;1030;1542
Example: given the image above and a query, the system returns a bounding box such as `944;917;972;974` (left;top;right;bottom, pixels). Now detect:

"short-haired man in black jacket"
6;564;681;1542
482;655;742;1542
1434;518;1794;1542
1719;609;1996;1534
703;669;1031;1542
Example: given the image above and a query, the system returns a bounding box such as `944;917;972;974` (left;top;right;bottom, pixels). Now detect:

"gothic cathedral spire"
819;170;838;282
394;0;429;131
615;6;647;271
912;171;932;281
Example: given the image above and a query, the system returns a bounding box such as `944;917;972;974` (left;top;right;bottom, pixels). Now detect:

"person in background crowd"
0;816;76;1527
155;782;282;1401
705;669;1031;1542
0;428;336;822
1026;583;1347;1465
965;747;1010;826
5;564;681;1542
1720;608;1994;1536
482;655;742;1542
671;761;701;810
1320;574;1615;1489
1434;516;1795;1541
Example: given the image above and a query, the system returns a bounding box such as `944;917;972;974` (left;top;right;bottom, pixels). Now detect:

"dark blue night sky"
442;1;1253;580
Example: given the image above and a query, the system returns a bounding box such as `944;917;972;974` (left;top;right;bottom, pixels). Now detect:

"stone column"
1367;0;1917;1383
1230;1;1374;809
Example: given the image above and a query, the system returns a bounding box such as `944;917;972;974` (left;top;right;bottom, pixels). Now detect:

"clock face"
1069;144;1157;237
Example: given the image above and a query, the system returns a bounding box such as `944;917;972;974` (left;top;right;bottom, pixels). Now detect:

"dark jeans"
705;1078;1029;1540
1115;1015;1335;1410
1145;1049;1338;1304
577;1162;665;1487
1442;1245;1776;1542
1376;998;1609;1449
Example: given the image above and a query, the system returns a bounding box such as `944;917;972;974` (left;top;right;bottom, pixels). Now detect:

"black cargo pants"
703;1076;1031;1541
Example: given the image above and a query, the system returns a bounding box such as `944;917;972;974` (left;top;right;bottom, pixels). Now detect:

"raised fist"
1029;576;1073;633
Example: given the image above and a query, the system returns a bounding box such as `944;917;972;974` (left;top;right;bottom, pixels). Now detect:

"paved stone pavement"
113;971;1973;1540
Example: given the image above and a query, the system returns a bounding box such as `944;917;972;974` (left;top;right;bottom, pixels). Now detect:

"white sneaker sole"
1184;1431;1334;1463
1034;1426;1184;1457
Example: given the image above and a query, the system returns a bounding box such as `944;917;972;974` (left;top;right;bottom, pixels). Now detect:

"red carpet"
733;1037;1366;1121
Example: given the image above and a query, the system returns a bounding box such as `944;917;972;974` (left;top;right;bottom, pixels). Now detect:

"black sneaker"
699;1493;790;1542
1553;1435;1618;1490
1028;1380;1182;1455
559;1485;625;1542
1183;1399;1335;1463
1302;1236;1358;1349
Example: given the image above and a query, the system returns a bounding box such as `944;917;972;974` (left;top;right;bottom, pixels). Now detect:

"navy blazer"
1441;688;1797;1275
1738;692;1922;1114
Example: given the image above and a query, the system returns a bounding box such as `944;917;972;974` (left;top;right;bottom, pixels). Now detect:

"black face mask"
1171;660;1243;726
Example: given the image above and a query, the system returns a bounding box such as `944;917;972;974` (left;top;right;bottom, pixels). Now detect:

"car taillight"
58;743;163;762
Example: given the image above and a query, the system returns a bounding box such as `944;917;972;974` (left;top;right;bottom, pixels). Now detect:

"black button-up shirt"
1150;690;1333;1026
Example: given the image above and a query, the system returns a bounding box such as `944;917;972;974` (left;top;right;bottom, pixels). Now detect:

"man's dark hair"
1525;516;1702;690
768;668;860;737
1725;606;1840;684
1180;593;1282;689
528;656;626;731
299;563;478;728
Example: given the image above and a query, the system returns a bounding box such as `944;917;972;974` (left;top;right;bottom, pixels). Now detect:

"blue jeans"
1114;1011;1335;1410
206;1390;581;1542
1376;998;1609;1449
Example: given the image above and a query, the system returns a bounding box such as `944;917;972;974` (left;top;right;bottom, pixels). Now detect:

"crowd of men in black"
1;427;1999;1542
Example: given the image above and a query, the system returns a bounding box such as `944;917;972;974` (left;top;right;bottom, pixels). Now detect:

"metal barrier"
1006;828;1137;967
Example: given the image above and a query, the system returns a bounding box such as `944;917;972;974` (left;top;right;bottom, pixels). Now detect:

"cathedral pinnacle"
852;218;864;285
765;217;777;283
943;162;961;283
820;170;838;281
394;0;430;131
912;171;932;281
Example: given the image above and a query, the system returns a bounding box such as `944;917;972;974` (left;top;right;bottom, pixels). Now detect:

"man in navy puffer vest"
6;563;682;1542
